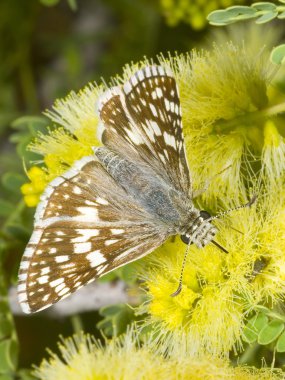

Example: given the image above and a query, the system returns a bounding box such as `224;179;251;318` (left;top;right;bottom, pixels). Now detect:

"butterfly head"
181;209;217;249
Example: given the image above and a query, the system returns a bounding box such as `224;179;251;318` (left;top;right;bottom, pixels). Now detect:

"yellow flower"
262;120;285;186
141;185;285;356
34;331;284;380
25;28;280;208
21;166;48;207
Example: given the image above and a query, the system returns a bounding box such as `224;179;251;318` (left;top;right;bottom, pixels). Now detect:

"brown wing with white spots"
18;156;168;313
97;66;191;194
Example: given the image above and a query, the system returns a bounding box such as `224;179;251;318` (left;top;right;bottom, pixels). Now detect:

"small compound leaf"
270;44;285;65
258;320;284;345
0;200;14;217
243;313;268;343
97;304;135;337
207;10;231;25
252;2;277;11
277;10;285;18
276;330;285;352
1;172;25;193
11;116;48;134
226;5;256;17
256;10;278;23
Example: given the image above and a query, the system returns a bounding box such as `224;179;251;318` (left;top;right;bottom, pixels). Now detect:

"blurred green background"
0;0;253;378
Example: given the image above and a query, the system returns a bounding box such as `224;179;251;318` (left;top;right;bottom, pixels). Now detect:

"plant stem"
71;315;84;334
214;102;285;133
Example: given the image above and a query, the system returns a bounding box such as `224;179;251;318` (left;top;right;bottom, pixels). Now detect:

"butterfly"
17;65;239;314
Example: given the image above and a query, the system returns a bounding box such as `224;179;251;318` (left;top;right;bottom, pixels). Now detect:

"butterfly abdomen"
95;146;180;224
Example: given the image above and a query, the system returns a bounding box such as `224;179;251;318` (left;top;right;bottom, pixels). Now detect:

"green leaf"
0;200;14;217
207;10;231;25
258;320;284;345
5;224;30;240
252;2;277;11
243;313;268;343
11;116;48;132
270;44;285;65
97;304;135;337
208;6;257;25
1;173;25;193
118;263;138;284
277;10;285;18
276;330;285;352
255;10;278;23
226;6;257;21
0;339;18;372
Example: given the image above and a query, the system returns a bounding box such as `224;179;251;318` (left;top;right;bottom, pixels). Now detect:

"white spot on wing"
149;104;158;117
164;132;176;147
38;275;49;284
87;251;106;267
74;242;92;254
110;229;125;234
74;207;98;222
20;302;31;314
50;278;64;288
96;197;108;205
156;87;163;98
105;239;119;246
55;255;69;263
71;229;99;243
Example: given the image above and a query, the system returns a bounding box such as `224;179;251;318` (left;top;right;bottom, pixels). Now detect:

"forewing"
97;66;191;194
18;156;168;313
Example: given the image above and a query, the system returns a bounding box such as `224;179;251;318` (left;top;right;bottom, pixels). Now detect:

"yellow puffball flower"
21;166;48;207
34;331;284;380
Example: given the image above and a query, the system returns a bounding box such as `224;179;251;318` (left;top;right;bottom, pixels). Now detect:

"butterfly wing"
97;66;191;194
18;156;169;313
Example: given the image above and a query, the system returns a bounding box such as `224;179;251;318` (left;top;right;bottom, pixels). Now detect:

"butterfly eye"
199;210;211;220
180;235;193;245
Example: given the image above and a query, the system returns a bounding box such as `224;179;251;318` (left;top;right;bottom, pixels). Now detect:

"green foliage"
270;44;285;65
207;2;285;66
207;2;285;25
97;304;137;337
243;306;285;353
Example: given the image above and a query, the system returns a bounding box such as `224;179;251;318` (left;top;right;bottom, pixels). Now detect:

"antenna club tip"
170;284;182;297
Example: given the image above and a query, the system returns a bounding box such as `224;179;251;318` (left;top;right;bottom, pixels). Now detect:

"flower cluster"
22;28;285;373
34;331;283;380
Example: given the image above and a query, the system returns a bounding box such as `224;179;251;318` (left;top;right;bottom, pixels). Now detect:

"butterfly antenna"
171;242;191;297
210;194;257;222
229;225;244;235
211;240;228;253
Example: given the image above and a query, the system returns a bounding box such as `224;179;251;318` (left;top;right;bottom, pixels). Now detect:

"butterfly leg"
192;165;232;199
